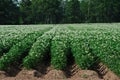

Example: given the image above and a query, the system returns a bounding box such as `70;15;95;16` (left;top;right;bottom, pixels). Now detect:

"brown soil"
44;70;66;79
0;64;119;80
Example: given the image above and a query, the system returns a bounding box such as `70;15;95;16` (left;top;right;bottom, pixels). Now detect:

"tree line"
0;0;120;24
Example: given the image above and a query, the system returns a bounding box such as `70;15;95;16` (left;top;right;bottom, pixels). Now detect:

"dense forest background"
0;0;120;24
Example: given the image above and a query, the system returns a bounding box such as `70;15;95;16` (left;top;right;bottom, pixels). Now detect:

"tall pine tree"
0;0;19;24
65;0;82;23
30;0;62;24
20;0;32;24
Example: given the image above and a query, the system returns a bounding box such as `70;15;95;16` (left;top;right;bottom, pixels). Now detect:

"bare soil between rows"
0;64;119;80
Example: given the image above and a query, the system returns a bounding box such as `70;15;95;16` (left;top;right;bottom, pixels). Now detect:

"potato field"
0;24;120;79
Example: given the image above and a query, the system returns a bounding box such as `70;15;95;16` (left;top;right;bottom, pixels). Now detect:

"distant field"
0;24;120;78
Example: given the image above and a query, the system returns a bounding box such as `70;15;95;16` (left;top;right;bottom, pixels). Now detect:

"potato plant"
0;26;52;57
0;24;120;77
88;32;120;76
23;28;56;69
51;28;70;69
0;33;28;57
69;25;120;76
0;29;50;70
70;31;95;69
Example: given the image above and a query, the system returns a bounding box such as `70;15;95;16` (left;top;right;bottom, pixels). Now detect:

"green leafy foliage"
0;24;120;77
0;26;52;70
0;25;52;57
51;28;70;69
88;32;120;76
0;33;27;57
69;24;120;76
23;28;56;69
0;32;42;70
70;32;95;69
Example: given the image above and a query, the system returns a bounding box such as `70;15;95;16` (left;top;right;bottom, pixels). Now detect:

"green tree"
80;0;89;22
80;0;120;23
65;0;82;23
0;0;20;24
31;0;63;24
20;0;32;24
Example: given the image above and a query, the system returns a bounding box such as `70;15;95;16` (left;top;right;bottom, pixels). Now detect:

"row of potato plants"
51;27;71;69
0;26;52;57
69;31;96;69
69;26;120;76
0;33;28;57
23;27;56;69
0;25;119;77
0;27;51;70
0;25;53;35
88;31;120;76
